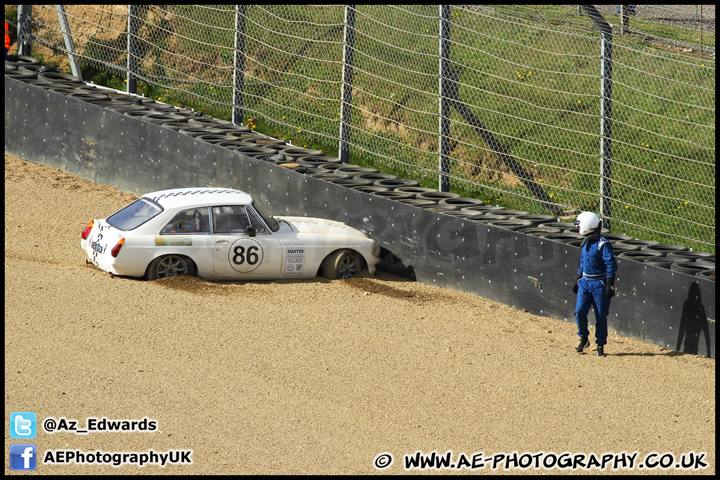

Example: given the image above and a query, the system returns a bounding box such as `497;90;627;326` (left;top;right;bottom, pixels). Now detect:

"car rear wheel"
146;255;195;280
322;249;364;280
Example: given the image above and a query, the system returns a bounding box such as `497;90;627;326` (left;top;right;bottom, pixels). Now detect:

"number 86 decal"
228;239;264;273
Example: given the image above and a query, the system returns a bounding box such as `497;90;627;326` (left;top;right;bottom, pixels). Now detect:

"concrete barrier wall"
5;78;715;358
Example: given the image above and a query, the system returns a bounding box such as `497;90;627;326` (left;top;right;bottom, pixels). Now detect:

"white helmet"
575;211;600;236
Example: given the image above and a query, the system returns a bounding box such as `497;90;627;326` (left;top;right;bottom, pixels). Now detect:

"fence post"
126;5;139;94
620;5;629;35
55;5;82;80
599;31;613;231
233;5;247;126
17;5;32;56
338;5;356;164
580;6;613;230
438;5;451;192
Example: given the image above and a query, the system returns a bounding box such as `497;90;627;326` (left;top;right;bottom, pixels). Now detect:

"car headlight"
371;241;381;257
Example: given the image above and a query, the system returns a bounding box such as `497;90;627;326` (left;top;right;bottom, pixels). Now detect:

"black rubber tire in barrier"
394;186;436;196
670;261;714;276
665;251;714;262
641;244;690;255
617;250;664;262
695;258;715;269
354;173;398;182
373;178;421;189
224;131;259;140
540;221;576;231
215;140;256;149
460;205;506;214
233;147;279;159
158;121;193;130
37;72;84;84
106;105;151;114
295;156;342;167
487;219;534;231
566;239;584;247
445;211;475;218
187;117;234;126
5;73;38;81
488;209;531;217
124;109;163;119
179;128;222;137
351;186;391;194
5;64;18;72
695;270;715;281
322;249;364;280
274;146;324;158
422;204;460;212
140;113;189;124
242;138;288;149
17;65;45;74
68;92;111;102
335;166;381;175
5;55;43;66
642;258;675;269
317;163;350;173
395;199;436;208
465;214;508;223
603;233;634;243
309;172;352;181
540;232;585;243
438;197;485;208
416;191;460;203
372;191;415;200
194;134;234;144
327;178;376;188
46;86;77;94
610;243;641;254
511;214;557;226
517;226;562;236
614;238;659;248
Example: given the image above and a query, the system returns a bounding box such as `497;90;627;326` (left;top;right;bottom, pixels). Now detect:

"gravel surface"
4;152;715;475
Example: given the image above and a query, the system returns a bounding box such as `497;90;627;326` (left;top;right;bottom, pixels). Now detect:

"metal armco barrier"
5;77;715;358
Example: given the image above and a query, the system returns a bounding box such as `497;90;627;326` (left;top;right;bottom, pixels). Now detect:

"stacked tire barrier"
5;57;715;358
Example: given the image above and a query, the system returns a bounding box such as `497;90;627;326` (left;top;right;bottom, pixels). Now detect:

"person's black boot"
575;336;590;353
597;345;606;357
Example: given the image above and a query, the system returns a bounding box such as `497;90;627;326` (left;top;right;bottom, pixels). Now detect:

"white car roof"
142;187;253;210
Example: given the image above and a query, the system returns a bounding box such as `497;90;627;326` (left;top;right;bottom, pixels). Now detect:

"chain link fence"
17;5;716;253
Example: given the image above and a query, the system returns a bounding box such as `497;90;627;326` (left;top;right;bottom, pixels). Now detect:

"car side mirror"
247;227;256;237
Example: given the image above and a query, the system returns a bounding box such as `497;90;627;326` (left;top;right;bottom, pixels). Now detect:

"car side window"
247;208;268;234
159;208;210;234
212;206;251;234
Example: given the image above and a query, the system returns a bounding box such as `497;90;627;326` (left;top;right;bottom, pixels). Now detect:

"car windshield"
106;198;163;231
251;199;280;232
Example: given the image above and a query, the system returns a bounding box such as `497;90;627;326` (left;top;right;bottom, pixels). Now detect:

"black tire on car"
322;249;364;280
146;255;196;280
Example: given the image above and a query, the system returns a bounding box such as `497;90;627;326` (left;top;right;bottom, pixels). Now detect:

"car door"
211;205;282;278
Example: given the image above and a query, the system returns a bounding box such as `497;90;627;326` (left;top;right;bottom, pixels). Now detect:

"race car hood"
279;216;369;239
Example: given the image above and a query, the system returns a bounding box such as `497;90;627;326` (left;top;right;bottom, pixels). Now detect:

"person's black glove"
572;274;582;294
606;277;615;298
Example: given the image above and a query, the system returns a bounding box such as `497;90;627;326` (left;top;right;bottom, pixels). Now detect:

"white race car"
81;187;381;280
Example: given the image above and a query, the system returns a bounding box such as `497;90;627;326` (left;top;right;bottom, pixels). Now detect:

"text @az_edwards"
43;417;157;434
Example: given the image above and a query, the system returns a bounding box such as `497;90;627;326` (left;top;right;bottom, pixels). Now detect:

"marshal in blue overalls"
572;212;618;357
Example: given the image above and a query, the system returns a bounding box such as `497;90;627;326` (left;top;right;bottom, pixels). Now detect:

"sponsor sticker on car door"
284;247;304;276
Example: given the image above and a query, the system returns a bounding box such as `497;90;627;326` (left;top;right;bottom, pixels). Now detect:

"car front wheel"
322;249;364;280
146;255;195;280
